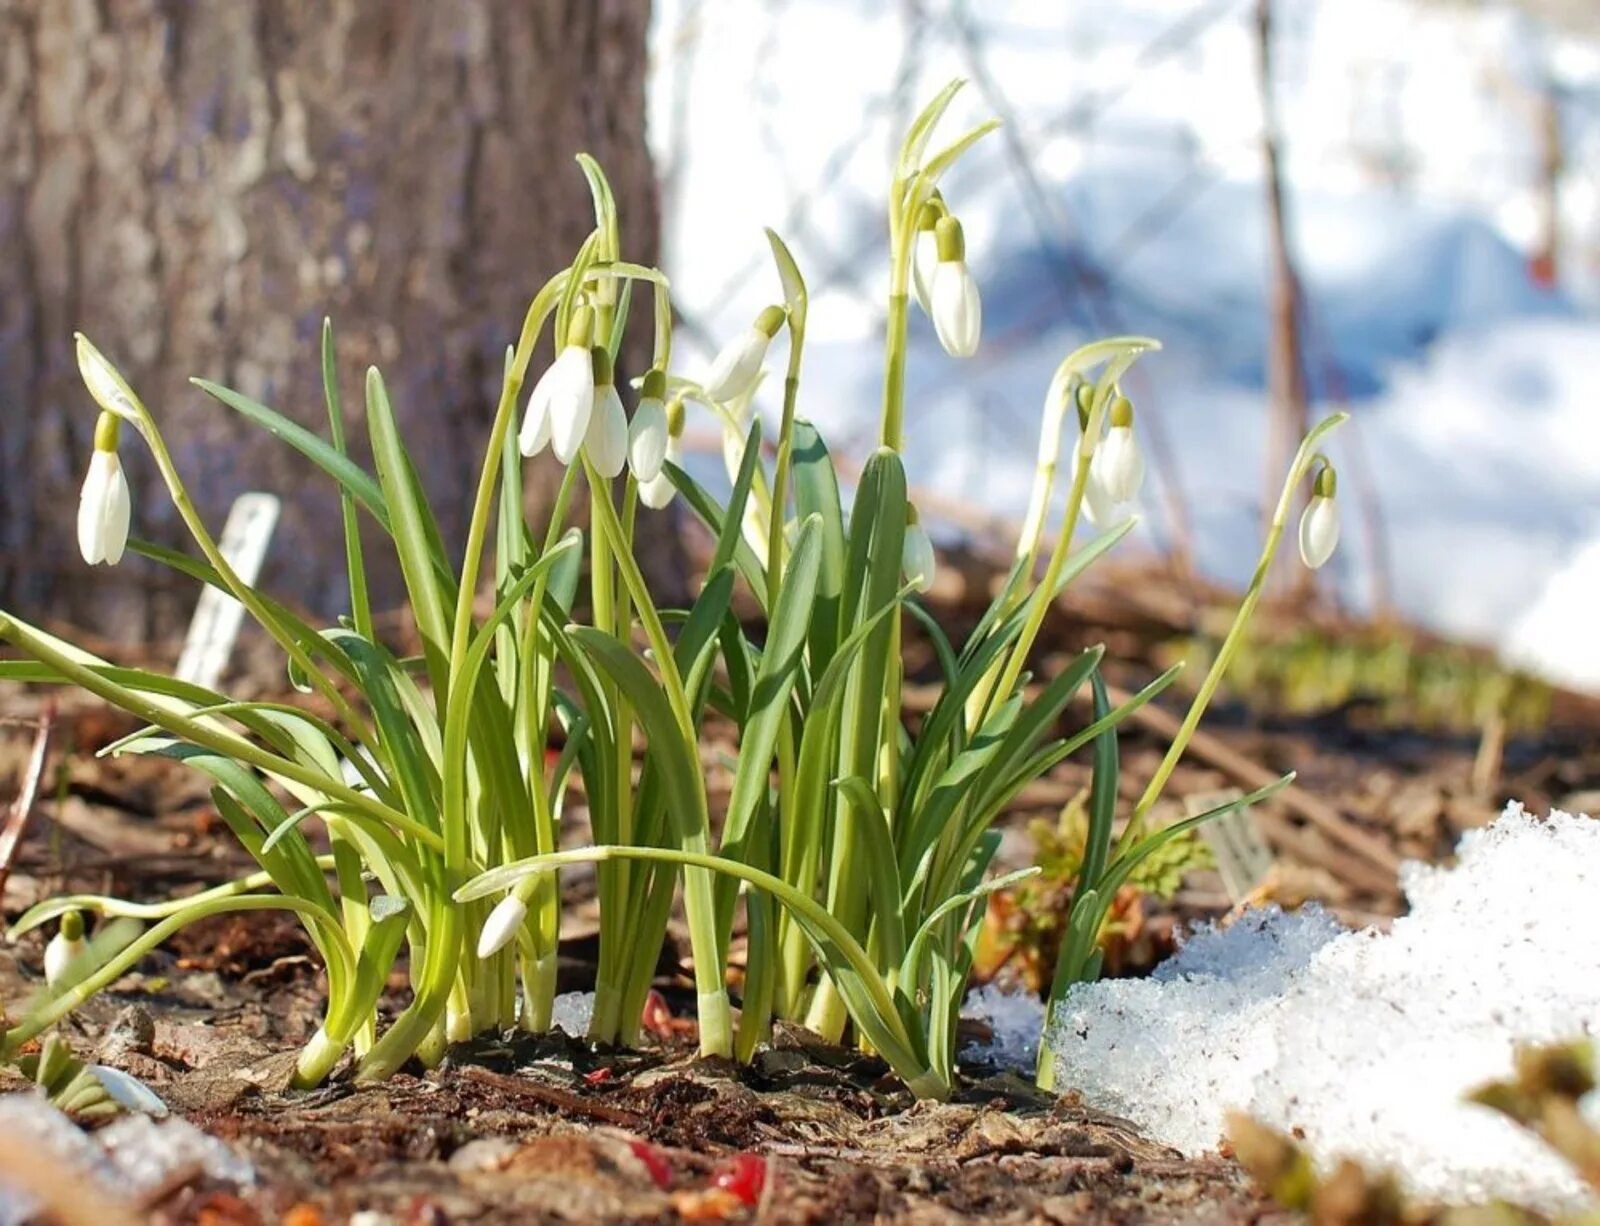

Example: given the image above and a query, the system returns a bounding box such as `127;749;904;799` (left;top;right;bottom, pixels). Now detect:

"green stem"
1124;413;1348;838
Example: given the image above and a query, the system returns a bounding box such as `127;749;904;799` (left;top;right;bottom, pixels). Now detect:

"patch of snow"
1049;803;1600;1211
961;982;1047;1073
550;990;595;1038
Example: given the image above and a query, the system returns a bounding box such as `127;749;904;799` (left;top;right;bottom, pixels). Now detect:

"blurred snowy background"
646;0;1600;690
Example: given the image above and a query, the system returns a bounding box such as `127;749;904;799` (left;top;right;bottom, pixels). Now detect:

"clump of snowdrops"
1;82;1345;1100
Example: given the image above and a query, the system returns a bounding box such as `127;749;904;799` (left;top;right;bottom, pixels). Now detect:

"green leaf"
193;377;390;533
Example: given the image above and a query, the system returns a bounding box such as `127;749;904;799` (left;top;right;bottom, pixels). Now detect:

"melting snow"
1049;803;1600;1210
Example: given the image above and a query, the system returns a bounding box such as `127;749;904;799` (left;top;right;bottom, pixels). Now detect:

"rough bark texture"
0;0;658;636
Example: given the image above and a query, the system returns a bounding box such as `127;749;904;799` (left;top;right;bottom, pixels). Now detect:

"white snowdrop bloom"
628;371;669;483
1094;397;1145;505
517;367;555;457
902;508;936;593
911;207;942;315
75;334;139;422
541;344;597;464
930;216;981;358
476;892;529;959
639;402;685;511
1299;493;1340;570
703;305;784;403
44;912;87;987
89;1066;169;1116
77;415;131;567
1071;435;1118;528
584;351;629;479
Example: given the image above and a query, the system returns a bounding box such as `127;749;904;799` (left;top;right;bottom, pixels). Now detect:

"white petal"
518;369;556;457
44;932;86;986
477;894;529;959
1299;495;1340;569
90;1065;169;1116
931;261;981;357
902;522;936;593
584;385;629;478
628;397;668;482
77;451;128;566
101;459;131;565
547;346;595;465
912;230;939;315
703;327;769;403
639;440;680;510
1071;437;1117;528
1096;426;1145;505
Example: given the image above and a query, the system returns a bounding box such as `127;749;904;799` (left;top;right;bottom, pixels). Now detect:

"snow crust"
961;981;1046;1073
1049;804;1600;1210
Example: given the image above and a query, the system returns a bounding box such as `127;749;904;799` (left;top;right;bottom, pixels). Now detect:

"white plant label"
175;493;280;690
1190;787;1275;903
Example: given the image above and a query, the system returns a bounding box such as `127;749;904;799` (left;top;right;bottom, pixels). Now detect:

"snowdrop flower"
902;505;936;593
75;334;139;423
1094;394;1145;505
89;1066;169;1116
703;305;785;403
44;911;87;987
910;199;944;315
1299;464;1340;570
521;305;595;461
78;412;131;567
476;891;529;959
930;216;980;358
584;347;628;479
1071;434;1118;529
628;369;669;483
639;399;684;511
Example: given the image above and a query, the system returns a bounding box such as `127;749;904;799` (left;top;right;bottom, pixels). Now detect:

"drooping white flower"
584;350;629;479
1071;435;1118;529
44;911;87;987
522;306;596;462
639;401;685;511
628;371;669;483
75;335;139;422
911;200;944;315
930;217;981;358
1299;466;1341;570
1094;396;1145;505
89;1065;169;1116
902;507;936;593
77;415;131;567
703;305;785;403
477;892;529;959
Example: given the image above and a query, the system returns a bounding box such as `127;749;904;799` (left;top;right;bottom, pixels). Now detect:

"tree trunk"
0;0;659;637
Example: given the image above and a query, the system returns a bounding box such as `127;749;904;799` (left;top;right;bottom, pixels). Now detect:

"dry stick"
0;698;55;905
1107;681;1401;887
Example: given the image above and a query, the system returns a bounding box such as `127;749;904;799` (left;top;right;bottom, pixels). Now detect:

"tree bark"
0;0;658;636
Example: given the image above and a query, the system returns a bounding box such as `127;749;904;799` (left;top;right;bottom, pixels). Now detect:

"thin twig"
0;698;56;904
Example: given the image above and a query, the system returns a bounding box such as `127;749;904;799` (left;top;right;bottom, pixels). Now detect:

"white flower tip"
628;399;668;483
477;895;529;959
931;261;981;358
585;387;629;478
77;450;131;567
547;346;596;465
44;932;87;987
1097;426;1146;505
1298;495;1340;569
703;327;770;403
90;1065;169;1116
